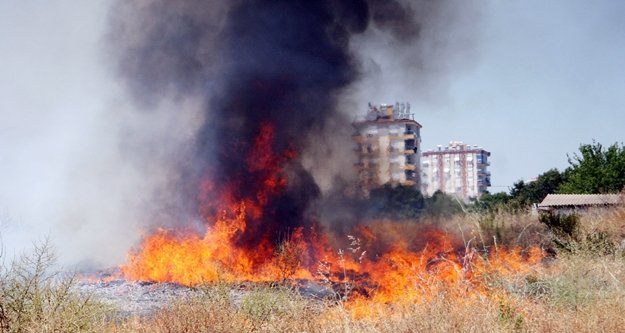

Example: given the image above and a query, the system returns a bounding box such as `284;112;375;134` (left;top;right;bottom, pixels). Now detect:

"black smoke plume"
108;0;457;249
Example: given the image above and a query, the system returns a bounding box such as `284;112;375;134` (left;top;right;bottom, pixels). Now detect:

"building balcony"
402;164;417;171
390;133;417;141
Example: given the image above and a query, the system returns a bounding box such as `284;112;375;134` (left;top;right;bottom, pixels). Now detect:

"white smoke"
0;1;205;268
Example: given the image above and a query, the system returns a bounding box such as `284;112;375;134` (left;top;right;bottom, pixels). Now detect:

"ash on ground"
75;280;201;317
75;277;335;318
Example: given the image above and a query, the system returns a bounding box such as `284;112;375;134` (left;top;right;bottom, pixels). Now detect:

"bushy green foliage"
509;168;564;207
559;141;625;194
471;191;512;212
422;190;464;217
472;169;565;212
472;140;625;212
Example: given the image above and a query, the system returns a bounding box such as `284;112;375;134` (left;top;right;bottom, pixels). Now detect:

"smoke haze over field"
4;1;622;267
0;2;210;266
0;0;478;266
108;0;479;248
0;2;129;266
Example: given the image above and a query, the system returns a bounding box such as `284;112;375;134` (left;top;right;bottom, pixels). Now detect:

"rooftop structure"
421;141;491;201
538;194;623;211
352;103;422;196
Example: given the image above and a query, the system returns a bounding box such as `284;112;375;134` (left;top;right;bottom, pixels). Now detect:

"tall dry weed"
0;240;110;333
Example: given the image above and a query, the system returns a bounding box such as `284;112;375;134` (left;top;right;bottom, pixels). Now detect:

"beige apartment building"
352;103;422;196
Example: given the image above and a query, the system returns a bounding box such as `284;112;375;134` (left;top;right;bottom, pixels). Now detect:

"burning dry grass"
3;208;625;332
114;252;625;333
110;208;625;332
119;123;551;293
111;256;625;332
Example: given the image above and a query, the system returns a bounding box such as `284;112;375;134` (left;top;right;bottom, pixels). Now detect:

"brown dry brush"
540;206;625;255
114;207;625;333
272;232;305;283
0;240;110;333
3;207;625;332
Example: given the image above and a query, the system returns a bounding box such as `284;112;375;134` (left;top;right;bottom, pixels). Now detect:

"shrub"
540;209;624;255
539;212;580;239
0;240;110;333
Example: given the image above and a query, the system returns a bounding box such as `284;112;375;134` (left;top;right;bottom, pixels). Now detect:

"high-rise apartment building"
352;103;422;196
421;141;491;201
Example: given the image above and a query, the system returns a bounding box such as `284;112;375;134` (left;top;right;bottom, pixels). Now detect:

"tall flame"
121;123;544;307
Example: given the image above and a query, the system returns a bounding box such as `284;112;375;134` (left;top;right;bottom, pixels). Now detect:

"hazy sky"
418;0;625;190
0;1;141;265
1;1;624;264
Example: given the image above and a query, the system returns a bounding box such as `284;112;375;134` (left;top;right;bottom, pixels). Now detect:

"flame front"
121;123;544;308
122;123;320;285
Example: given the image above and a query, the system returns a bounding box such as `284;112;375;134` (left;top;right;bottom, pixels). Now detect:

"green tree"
509;168;564;207
472;169;564;212
471;191;511;212
559;141;625;194
423;190;464;217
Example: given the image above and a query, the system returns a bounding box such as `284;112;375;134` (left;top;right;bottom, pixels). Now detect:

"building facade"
352;103;422;196
421;141;491;201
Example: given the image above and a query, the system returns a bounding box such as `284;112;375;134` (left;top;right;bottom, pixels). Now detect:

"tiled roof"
538;194;622;208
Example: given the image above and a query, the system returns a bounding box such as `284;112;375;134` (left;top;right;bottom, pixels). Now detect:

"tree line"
356;141;625;218
474;141;625;212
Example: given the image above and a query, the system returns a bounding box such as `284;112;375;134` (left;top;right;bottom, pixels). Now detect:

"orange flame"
121;123;545;310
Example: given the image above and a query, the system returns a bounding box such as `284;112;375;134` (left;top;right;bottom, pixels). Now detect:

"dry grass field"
2;207;625;332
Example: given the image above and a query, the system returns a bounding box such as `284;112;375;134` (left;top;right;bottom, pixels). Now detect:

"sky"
0;1;146;266
418;0;625;190
0;1;624;265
